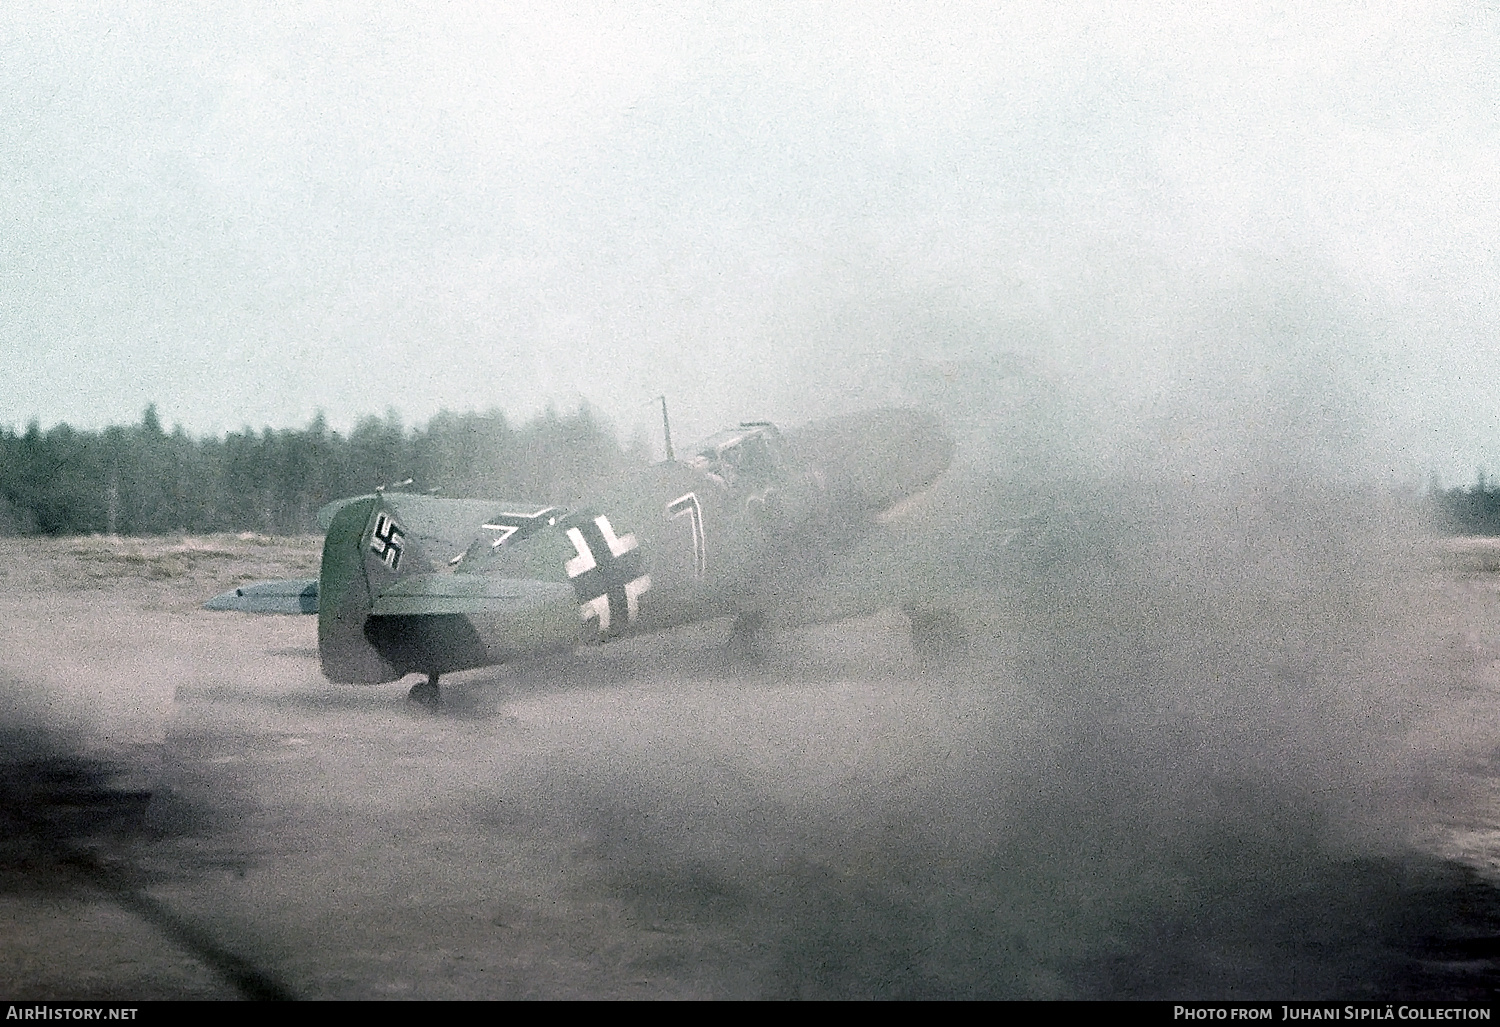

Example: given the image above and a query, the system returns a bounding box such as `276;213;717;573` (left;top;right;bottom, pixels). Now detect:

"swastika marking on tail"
370;512;405;570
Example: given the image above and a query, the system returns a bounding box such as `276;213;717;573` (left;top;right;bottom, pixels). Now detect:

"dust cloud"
757;338;1497;996
435;342;1499;996
2;358;1499;998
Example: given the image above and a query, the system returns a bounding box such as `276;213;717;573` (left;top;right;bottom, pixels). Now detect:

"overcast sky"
3;2;1497;482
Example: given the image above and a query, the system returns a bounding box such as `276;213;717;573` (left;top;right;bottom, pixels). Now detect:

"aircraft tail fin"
317;495;404;683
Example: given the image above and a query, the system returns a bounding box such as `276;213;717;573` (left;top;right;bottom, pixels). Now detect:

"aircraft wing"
204;579;320;614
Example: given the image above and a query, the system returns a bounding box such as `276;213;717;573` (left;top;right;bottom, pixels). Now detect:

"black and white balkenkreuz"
369;512;405;570
562;513;650;637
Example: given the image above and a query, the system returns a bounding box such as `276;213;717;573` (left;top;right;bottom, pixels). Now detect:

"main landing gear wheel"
407;673;441;707
726;611;769;664
904;604;972;660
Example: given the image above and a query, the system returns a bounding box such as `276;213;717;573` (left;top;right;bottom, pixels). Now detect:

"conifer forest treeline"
2;403;1499;536
0;405;640;536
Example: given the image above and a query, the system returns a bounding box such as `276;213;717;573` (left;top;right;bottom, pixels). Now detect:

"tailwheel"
407;673;441;708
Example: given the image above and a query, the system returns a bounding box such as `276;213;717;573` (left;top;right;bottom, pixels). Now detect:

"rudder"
317;496;403;683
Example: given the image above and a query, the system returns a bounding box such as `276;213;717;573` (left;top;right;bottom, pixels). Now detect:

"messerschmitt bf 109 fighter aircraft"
206;408;954;705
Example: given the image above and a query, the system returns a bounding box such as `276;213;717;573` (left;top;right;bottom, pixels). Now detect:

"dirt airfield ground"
3;531;1500;1000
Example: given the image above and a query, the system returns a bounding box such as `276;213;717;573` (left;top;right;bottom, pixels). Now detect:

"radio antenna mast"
659;395;675;463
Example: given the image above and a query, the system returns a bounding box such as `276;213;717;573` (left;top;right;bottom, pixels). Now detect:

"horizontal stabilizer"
372;573;575;617
205;579;319;614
